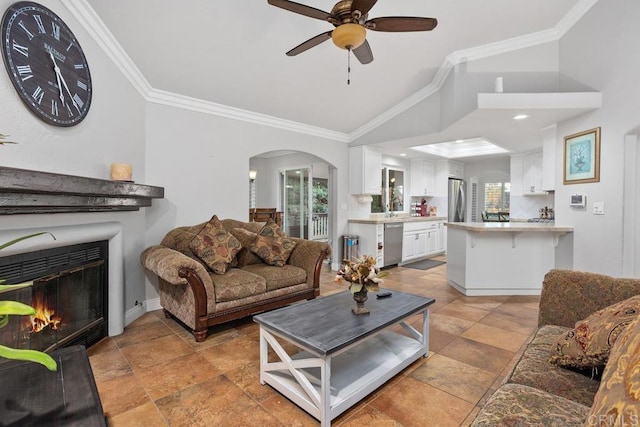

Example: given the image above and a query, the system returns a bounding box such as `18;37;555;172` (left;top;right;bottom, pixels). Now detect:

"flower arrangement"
0;232;57;371
335;254;389;294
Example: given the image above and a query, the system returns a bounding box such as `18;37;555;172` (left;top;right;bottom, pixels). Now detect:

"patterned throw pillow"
229;228;262;267
189;215;241;274
250;219;296;267
587;314;640;427
549;295;640;369
258;218;286;238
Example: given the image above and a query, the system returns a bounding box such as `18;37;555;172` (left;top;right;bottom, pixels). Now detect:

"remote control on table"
376;291;392;298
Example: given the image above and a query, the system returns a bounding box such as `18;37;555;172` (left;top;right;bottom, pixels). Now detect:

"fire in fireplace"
0;241;108;353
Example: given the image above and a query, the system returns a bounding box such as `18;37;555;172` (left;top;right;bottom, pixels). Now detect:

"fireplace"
0;241;108;352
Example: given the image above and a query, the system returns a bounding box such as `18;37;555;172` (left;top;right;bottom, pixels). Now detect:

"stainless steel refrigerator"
448;178;466;222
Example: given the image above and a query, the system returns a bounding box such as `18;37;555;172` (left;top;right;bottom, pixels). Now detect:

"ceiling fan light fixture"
331;23;366;50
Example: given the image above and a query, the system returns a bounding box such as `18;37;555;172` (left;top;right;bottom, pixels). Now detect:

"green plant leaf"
0;315;8;328
0;300;36;316
0;133;16;144
0;281;34;294
0;345;57;371
0;232;55;251
349;283;363;293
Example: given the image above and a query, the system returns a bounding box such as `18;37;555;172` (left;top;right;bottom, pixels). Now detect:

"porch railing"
311;213;328;241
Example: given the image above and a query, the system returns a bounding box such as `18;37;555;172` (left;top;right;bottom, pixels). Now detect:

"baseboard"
145;297;162;312
124;297;162;326
124;304;145;327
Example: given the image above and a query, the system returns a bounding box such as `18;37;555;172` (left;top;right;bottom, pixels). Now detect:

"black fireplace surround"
0;241;108;353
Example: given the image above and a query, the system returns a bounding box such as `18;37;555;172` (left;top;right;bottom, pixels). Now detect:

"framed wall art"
563;127;601;184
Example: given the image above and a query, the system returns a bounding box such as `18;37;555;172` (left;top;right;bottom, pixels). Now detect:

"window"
484;181;510;212
371;167;404;213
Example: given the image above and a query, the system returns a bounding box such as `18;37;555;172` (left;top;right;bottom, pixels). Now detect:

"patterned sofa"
141;217;331;341
472;269;640;426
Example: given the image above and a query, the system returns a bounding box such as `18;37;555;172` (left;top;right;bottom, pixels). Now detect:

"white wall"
556;0;640;276
143;103;350;289
0;0;351;319
0;0;149;320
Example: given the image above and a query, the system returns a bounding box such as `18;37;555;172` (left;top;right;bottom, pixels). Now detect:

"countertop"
445;222;574;232
348;216;447;224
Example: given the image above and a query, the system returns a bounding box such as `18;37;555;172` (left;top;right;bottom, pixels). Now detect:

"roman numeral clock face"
1;2;92;126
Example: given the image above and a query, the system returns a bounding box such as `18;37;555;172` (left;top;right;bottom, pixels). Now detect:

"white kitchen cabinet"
435;221;446;252
434;160;464;197
448;161;464;179
410;159;435;196
425;230;436;254
375;224;384;266
523;151;544;194
402;233;417;260
403;231;428;261
402;221;442;262
349;146;382;195
347;223;384;267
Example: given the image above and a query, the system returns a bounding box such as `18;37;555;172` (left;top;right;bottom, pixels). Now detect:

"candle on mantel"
110;163;132;181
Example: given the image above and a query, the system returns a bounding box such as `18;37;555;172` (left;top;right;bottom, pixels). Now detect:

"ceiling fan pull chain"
347;47;351;85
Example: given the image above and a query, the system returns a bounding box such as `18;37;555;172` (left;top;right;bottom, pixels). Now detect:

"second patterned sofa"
472;269;640;426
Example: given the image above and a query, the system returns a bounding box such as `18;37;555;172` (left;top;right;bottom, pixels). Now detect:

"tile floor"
88;258;540;426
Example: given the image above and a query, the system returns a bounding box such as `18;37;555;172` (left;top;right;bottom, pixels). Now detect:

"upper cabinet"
448;161;464;179
349;146;382;195
410;159;435;196
522;151;544;194
434;160;464;196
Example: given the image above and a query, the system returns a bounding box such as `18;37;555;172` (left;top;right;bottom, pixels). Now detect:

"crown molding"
146;89;350;142
555;0;600;37
60;0;151;98
348;0;599;142
63;0;598;144
60;0;350;143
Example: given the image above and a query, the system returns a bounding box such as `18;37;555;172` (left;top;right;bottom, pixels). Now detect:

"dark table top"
254;290;435;356
0;345;106;427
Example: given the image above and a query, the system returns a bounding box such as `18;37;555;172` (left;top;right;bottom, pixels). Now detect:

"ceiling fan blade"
351;0;378;16
267;0;333;21
286;31;333;56
366;17;438;32
352;40;373;65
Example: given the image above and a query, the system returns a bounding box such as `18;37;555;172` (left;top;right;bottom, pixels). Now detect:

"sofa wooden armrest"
538;269;640;328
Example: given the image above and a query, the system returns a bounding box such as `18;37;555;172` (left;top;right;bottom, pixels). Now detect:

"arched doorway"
249;150;335;244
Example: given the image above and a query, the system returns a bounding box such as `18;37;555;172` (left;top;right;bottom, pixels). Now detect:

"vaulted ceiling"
84;0;599;159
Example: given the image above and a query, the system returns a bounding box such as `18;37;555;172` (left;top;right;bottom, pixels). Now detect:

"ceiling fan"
267;0;438;65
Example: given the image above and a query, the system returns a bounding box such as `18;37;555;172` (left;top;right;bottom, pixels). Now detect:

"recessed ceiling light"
455;139;464;143
400;153;407;156
513;114;529;120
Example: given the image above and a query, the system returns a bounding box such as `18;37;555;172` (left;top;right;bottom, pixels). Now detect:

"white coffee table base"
259;311;429;426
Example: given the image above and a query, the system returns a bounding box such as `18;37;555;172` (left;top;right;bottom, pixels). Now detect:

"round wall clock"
1;2;92;126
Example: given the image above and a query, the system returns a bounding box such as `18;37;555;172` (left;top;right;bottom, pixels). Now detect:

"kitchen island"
446;222;574;296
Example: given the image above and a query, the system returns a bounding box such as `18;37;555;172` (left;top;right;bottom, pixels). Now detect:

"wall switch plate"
593;202;605;215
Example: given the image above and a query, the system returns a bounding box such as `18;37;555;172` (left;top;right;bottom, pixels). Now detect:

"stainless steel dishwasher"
383;222;403;267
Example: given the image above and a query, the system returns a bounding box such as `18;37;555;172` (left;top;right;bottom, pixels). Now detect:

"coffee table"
253;290;435;426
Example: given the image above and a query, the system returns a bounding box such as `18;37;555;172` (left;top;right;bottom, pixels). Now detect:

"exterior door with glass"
280;167;329;241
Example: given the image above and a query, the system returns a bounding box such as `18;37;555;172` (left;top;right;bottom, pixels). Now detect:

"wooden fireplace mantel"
0;166;164;214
